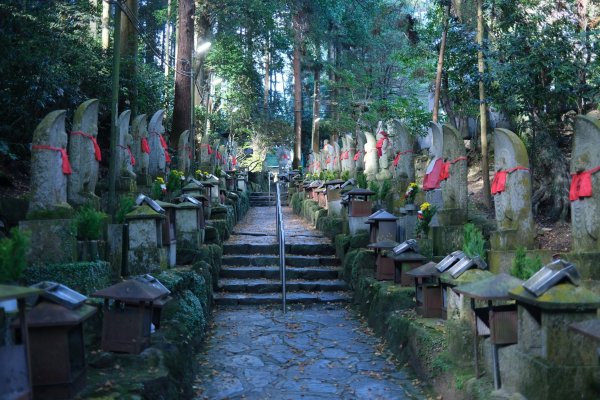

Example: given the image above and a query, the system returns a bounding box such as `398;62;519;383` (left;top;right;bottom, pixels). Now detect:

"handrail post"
276;181;286;313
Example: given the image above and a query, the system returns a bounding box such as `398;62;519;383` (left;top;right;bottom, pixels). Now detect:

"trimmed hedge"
23;261;111;295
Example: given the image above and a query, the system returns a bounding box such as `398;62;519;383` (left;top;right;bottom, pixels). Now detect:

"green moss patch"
23;261;111;295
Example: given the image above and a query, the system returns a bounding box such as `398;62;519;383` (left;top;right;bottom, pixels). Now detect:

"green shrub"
341;170;350;182
23;261;111;294
510;247;542;280
462;223;485;259
26;206;73;220
75;205;107;240
379;179;391;200
116;195;136;224
368;180;380;200
0;228;30;283
356;171;367;189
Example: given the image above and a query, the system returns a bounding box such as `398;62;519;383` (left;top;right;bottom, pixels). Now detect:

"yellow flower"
156;177;165;184
409;182;418;189
420;202;431;211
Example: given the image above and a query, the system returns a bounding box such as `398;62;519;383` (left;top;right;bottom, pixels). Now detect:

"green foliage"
416;202;437;237
75;206;107;240
356;171;368;189
116;196;136;224
379;179;391;201
23;261;111;295
462;223;486;259
27;207;73;220
368;181;380;200
341;170;350;182
0;228;30;284
511;247;542;280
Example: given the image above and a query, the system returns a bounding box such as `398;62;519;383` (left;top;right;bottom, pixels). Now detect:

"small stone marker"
388;119;415;184
199;134;212;167
375;121;392;181
178;130;191;176
363;131;378;182
439;124;468;223
68;99;100;207
117;110;136;180
131;114;151;184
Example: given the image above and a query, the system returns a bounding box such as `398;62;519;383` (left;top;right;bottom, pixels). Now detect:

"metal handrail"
275;181;287;313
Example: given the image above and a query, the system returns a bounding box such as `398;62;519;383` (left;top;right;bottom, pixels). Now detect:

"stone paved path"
193;206;427;399
193;305;426;400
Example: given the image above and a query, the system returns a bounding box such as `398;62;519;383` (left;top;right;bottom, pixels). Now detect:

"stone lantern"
505;260;600;400
439;269;493;320
387;239;427;286
124;202;166;275
0;285;42;400
346;188;375;217
367;239;399;281
225;170;236;191
406;262;443;318
91;277;170;354
366;210;398;243
182;179;211;220
22;282;97;399
236;171;248;192
454;273;523;389
175;195;205;249
200;175;220;205
324;179;345;216
155;199;177;268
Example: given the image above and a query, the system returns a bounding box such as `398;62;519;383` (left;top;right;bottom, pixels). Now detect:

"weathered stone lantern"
91;277;170;354
454;273;523;389
366;210;398;243
200;175;220;205
23;282;96;399
439;268;493;320
225;170;236;191
131;274;171;330
324;179;345;215
175;195;205;249
367;239;400;281
125;200;166;276
155;199;177;268
406;261;442;318
505;260;600;400
387;239;427;286
236;171;248;192
315;186;326;208
0;285;42;400
346;187;375;217
182;179;211;220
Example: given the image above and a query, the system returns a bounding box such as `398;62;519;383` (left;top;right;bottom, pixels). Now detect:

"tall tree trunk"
108;0;122;217
120;0;138;115
432;3;450;123
577;0;590;112
264;41;270;117
327;39;338;134
311;64;321;153
292;12;303;169
89;0;98;40
477;0;492;208
101;0;110;49
164;0;172;77
171;0;194;147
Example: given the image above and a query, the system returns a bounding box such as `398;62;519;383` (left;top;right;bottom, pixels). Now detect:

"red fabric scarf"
439;156;467;181
423;158;444;190
491;166;529;195
353;151;361;161
393;150;413;167
570;166;600;201
232;156;237;166
375;132;389;157
32;145;72;175
141;137;151;154
201;143;213;155
118;145;136;166
71;131;101;161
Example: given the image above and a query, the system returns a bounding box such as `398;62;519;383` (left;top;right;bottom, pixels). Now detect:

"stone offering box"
236;171;248;192
155;200;177;268
0;285;43;400
175;195;206;250
454;273;523;390
91;277;170;354
124;200;166;276
439;268;493;321
406;261;443;318
387;239;427;286
503;261;600;400
346;188;375;217
367;240;400;281
225;170;236;191
200;176;220;205
315;186;326;208
397;205;419;242
182;179;211;220
324;179;345;215
20;282;96;399
366;210;398;243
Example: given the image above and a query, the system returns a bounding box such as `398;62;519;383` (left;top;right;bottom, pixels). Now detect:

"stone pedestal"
424;189;443;227
19;219;76;266
489;249;554;275
398;205;418;242
349;216;369;235
430;225;464;258
124;205;166;276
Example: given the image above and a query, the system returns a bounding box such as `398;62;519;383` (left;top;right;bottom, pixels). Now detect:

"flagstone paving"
193;305;427;400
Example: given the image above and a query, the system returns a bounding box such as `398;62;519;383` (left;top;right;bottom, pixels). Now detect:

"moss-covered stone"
23;261;111;295
349;232;370;249
204;225;220;245
335;234;351;261
316;215;345;239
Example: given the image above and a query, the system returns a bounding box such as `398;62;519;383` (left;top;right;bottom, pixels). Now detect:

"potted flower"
403;182;419;211
416;202;437;237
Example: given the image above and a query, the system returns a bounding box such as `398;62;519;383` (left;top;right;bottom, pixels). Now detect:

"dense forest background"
0;0;599;221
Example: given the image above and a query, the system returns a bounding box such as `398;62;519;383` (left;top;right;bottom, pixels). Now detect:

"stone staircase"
214;208;351;305
249;190;288;207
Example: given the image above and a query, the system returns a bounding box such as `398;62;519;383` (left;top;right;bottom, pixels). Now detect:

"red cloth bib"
491;166;529;195
232;156;237;166
393;150;413;167
353;151;361;161
570;166;600;201
201;143;213;155
71;131;101;161
32;145;72;175
423;158;444;190
141;137;151;154
118;145;136;166
376;135;388;157
216;151;222;161
439;156;467;181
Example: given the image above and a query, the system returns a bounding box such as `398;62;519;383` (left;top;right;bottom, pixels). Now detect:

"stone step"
222;242;335;256
218;278;348;293
220;266;340;280
222;254;341;267
214;291;352;306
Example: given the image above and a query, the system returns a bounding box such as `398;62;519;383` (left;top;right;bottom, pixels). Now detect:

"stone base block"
488;249;554;275
431;225;464;257
19;219;76;266
349;216;369;235
117;176;137;192
499;345;599;400
491;229;534;251
327;200;342;217
126;247;164;276
136;173;152;186
437;208;467;226
564;251;600;282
